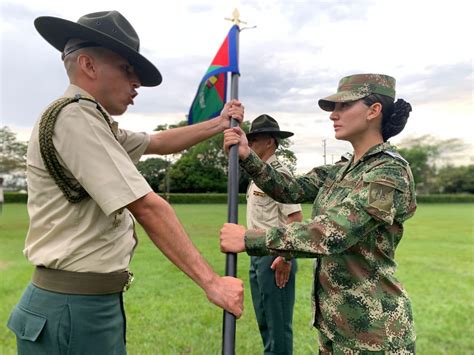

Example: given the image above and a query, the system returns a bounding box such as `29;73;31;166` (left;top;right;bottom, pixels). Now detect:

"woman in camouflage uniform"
221;74;416;354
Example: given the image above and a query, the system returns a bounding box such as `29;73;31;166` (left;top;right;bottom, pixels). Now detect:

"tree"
136;157;170;192
435;165;474;193
0;126;27;174
167;121;229;193
165;121;298;193
397;135;471;193
398;145;433;193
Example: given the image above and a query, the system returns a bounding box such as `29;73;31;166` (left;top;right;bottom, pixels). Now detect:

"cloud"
402;62;472;104
1;0;472;172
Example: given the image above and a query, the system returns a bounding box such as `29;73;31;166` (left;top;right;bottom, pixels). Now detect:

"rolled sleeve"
244;229;268;256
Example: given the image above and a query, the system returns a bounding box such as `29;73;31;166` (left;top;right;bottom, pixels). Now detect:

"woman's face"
329;100;371;142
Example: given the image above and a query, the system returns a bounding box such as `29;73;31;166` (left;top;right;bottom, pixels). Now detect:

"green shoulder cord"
38;94;118;203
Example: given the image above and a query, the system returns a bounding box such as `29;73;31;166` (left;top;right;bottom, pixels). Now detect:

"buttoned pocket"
7;306;46;342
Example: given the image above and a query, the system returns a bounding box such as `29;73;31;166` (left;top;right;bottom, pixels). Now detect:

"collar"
337;142;394;179
360;142;394;161
265;154;278;164
64;84;95;100
63;84;114;125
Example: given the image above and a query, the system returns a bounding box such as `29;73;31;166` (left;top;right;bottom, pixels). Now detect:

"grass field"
0;203;473;354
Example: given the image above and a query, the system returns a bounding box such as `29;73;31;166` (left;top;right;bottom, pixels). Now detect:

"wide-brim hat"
246;114;294;140
318;73;396;112
34;10;162;87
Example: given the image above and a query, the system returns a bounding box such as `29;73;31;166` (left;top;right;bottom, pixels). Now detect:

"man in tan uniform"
7;10;243;354
246;114;303;355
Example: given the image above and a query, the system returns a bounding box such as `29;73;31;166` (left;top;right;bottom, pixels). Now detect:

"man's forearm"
145;117;224;155
128;192;217;289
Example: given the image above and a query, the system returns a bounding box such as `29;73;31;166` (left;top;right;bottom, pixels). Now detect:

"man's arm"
271;210;303;288
127;192;244;317
145;100;243;155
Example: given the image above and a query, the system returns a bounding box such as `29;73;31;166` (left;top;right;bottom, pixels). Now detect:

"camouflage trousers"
318;332;415;355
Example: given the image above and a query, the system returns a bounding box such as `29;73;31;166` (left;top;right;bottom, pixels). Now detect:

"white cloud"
1;0;472;173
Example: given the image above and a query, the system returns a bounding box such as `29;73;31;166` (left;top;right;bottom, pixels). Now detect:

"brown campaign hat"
246;114;294;140
34;10;162;87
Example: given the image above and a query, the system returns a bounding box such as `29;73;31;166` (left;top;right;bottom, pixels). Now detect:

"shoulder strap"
384;150;409;165
38;95;117;203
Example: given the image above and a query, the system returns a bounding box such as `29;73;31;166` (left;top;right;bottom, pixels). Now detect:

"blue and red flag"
188;25;239;125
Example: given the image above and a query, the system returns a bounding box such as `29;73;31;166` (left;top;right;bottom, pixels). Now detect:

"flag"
188;25;239;125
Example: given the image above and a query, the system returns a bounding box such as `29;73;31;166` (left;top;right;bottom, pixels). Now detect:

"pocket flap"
7;306;46;342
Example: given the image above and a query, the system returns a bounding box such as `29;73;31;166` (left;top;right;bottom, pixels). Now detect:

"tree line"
1;126;472;194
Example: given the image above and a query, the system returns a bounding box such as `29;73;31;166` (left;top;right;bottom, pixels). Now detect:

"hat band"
62;41;98;60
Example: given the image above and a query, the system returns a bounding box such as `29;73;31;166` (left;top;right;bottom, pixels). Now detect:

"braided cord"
38;95;118;203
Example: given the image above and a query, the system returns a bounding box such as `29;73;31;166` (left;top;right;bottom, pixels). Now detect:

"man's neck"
259;149;276;162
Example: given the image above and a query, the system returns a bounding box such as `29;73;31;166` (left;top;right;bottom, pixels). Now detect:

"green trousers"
250;255;297;355
318;331;416;355
7;283;126;354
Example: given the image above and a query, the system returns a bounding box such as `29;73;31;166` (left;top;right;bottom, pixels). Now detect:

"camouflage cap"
318;74;396;112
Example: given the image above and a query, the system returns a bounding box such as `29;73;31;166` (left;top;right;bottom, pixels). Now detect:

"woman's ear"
367;102;382;121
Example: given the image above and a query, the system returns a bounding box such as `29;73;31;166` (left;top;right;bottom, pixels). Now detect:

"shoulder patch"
368;182;394;213
384;150;409;165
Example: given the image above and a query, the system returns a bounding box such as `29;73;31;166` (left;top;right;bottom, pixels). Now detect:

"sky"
1;0;472;173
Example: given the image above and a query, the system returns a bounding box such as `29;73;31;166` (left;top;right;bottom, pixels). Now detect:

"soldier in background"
245;114;303;355
221;74;417;353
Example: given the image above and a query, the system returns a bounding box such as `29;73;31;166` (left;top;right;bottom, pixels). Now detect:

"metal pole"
222;26;240;355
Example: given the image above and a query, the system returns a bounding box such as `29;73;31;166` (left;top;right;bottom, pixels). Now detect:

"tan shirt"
246;154;301;230
24;85;152;273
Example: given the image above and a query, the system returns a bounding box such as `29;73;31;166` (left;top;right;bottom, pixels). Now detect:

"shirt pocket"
7;306;47;342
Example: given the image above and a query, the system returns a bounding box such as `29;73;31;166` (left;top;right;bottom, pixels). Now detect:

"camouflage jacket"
242;142;417;351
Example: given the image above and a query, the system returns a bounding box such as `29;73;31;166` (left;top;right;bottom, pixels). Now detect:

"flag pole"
223;9;245;355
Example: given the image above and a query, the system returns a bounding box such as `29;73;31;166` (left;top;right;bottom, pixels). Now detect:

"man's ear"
367;102;382;121
77;54;97;80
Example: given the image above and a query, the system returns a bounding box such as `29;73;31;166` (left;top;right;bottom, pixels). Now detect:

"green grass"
0;203;473;354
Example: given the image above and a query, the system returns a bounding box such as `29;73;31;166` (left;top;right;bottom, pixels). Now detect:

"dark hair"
362;94;412;141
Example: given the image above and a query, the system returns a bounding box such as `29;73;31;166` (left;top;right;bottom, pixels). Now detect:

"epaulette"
384;150;409;165
335;152;353;164
341;152;353;161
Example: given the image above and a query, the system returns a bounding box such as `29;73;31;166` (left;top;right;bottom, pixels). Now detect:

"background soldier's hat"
318;73;396;111
246;114;294;139
34;10;162;87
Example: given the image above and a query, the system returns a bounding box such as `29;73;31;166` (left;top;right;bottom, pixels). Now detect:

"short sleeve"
53;102;152;216
115;127;150;164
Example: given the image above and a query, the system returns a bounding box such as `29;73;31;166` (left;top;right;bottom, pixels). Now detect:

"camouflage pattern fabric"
318;74;396;112
318;331;416;354
242;142;417;351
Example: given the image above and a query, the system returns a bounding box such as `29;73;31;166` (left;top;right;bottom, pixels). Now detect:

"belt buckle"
123;271;135;292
